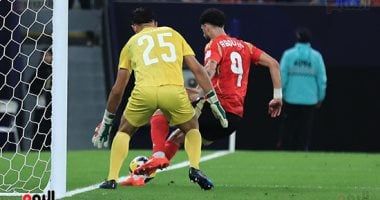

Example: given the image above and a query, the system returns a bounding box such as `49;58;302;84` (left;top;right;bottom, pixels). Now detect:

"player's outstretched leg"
134;156;169;176
134;112;170;176
189;167;214;190
164;129;184;160
150;112;170;154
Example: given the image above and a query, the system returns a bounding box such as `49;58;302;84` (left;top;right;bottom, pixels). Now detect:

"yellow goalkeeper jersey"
118;26;195;87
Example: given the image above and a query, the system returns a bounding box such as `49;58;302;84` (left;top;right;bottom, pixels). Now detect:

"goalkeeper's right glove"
205;90;228;128
92;110;115;149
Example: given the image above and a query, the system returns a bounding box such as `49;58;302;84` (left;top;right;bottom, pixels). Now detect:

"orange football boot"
134;157;169;176
119;175;145;187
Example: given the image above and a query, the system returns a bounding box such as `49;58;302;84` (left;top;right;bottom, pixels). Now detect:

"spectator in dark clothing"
29;47;52;150
30;48;52;96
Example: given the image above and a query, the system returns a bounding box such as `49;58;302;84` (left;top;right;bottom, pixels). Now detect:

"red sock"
164;140;179;160
150;114;169;153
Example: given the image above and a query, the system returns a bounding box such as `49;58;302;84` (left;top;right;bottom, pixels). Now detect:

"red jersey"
204;34;263;117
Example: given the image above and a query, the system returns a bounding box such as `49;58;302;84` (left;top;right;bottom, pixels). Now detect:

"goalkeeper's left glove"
194;99;205;118
92;110;115;148
205;90;228;128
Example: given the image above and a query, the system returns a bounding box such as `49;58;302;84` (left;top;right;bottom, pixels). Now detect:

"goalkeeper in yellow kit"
92;7;227;190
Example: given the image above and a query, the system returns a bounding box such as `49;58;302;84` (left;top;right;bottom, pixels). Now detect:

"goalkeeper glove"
92;110;115;148
195;99;205;118
205;90;228;128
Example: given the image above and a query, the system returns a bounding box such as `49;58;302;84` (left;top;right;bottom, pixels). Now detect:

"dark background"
106;2;380;152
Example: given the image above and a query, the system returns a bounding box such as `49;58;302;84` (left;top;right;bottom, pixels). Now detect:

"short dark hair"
131;7;155;25
199;8;226;27
295;27;312;43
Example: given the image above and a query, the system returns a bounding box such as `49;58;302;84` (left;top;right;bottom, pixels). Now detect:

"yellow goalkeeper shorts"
124;85;195;127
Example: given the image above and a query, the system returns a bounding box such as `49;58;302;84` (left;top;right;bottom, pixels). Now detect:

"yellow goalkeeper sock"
107;132;130;181
184;129;202;169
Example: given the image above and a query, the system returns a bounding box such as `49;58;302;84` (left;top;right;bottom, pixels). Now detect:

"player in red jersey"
133;8;282;185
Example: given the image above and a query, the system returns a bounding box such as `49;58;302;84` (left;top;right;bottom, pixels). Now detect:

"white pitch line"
63;150;232;198
0;193;24;197
219;184;380;191
158;150;231;172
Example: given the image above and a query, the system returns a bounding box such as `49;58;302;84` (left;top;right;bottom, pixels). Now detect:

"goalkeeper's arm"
184;55;228;128
92;69;130;148
106;69;130;113
184;55;213;93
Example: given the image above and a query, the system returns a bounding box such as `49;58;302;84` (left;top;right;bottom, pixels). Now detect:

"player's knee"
178;115;199;133
119;117;137;136
117;131;133;138
168;131;185;146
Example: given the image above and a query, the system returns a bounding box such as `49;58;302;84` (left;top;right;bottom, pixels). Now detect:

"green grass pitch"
1;150;380;199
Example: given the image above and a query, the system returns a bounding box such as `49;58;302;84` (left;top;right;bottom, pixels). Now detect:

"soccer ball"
129;156;156;183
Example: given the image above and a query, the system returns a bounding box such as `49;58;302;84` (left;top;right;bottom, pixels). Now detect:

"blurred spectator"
277;28;327;151
29;47;52;150
29;48;52;96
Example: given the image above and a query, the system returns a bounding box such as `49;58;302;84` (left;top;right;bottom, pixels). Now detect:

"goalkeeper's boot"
99;179;117;189
189;167;214;190
134;156;169;176
120;174;145;187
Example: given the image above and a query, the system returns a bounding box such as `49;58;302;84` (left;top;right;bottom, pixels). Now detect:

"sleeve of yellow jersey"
174;29;195;56
118;43;132;72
